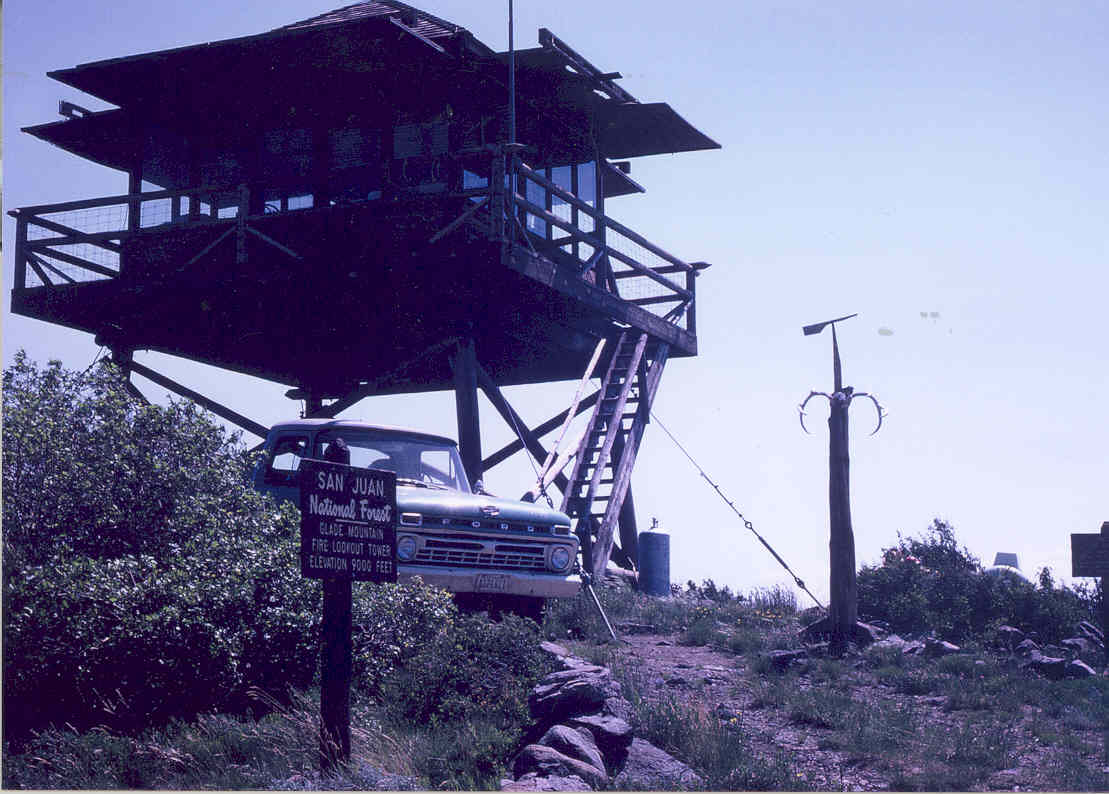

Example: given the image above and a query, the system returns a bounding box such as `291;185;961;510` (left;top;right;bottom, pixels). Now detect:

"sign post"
300;458;397;772
1070;520;1109;664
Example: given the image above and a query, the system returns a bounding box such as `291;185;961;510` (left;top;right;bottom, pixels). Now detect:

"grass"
2;689;417;790
7;580;1109;791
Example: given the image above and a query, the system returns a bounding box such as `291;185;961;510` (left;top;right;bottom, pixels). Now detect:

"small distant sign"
299;459;397;582
1072;522;1109;579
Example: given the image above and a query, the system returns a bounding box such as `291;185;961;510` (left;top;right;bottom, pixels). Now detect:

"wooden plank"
628;294;683;307
26;229;125;250
505;248;697;355
310;337;461;418
428;196;488;243
450;338;483;485
475;363;569;496
28;253;77;284
34;247;119;279
514;194;691;300
16;184;233;216
25;255;52;287
246;225;303;260
516;161;692;275
125;359;270;439
593;344;669;578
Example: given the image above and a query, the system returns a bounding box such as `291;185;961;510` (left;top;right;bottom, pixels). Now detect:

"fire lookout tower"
9;1;719;579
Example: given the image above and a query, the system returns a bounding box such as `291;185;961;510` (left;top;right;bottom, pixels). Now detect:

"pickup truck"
253;419;581;616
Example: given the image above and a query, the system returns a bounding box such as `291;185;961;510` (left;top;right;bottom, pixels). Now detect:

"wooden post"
827;388;858;649
14;214;28;290
319;577;353;772
236;184;249;265
451;338;483;486
128;167;143;232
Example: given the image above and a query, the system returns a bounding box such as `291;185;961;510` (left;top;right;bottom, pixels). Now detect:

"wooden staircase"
562;331;669;580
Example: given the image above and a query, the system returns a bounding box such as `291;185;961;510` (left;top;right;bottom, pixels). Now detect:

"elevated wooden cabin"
10;1;719;576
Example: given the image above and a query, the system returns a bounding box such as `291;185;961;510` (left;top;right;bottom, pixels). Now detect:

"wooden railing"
8;184;251;289
11;150;701;335
504;158;698;333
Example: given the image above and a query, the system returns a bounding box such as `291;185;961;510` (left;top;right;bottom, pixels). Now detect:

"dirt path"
598;631;1104;791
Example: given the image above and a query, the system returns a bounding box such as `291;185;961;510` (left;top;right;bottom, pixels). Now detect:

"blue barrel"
639;523;670;597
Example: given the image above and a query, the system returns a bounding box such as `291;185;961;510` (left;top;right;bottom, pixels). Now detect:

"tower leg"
451;338;483;487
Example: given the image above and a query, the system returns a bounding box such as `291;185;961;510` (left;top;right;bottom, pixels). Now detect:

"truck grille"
414;536;547;571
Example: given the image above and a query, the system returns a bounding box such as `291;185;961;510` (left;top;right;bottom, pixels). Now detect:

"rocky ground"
501;619;1109;791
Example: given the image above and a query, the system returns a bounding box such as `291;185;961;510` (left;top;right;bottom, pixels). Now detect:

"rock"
1043;644;1068;658
567;714;633;769
1078;620;1105;644
601;696;632;723
529;668;622;723
348;763;421;790
612;738;703;790
854;621;885;643
924;639;961;658
513;745;607;790
665;673;691;688
655;639;673;646
501;773;592;791
1015;638;1040;657
1065;659;1097;679
539;725;607;777
767;649;807;671
1024;651;1067;680
1061;637;1097;656
540;641;571;658
996;625;1025;647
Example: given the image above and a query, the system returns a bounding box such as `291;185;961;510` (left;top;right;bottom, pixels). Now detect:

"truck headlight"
397;535;418;561
549;546;572;572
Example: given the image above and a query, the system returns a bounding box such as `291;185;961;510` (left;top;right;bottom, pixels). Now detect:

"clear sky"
4;0;1107;603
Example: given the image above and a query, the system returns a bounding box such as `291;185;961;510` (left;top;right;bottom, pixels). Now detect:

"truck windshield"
314;430;470;493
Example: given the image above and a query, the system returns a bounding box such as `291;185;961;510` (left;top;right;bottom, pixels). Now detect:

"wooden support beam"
308;337;461;419
475;363;569;496
33;247;118;279
482;389;600;471
429;196;489;244
245;225;303;260
450;338;483;486
505;248;697;356
27;253;77;284
123;358;270;439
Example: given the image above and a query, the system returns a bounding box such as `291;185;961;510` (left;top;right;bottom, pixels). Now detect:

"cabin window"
525;170;547;237
393;121;449;193
329;128;383;204
264;435;309;485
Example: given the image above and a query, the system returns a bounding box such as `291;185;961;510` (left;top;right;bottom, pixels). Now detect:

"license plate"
475;574;508;593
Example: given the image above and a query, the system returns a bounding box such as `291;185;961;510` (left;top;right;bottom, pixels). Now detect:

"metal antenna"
508;0;516;146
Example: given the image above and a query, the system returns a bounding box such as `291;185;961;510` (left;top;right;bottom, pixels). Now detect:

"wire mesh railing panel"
26;204;128;240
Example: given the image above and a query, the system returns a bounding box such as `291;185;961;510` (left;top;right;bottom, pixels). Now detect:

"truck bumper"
398;565;582;598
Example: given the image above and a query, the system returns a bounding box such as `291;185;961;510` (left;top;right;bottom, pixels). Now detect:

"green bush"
857;519;1095;642
385;613;553;728
1;354;457;746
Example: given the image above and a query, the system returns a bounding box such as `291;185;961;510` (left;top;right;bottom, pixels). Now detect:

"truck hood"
397;486;571;525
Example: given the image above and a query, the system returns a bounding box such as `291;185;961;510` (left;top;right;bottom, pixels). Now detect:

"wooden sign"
299;459;397;582
1071;521;1109;578
1071;521;1109;664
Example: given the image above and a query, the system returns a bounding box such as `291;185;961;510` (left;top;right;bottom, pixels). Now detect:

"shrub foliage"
857;519;1097;642
1;354;457;746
